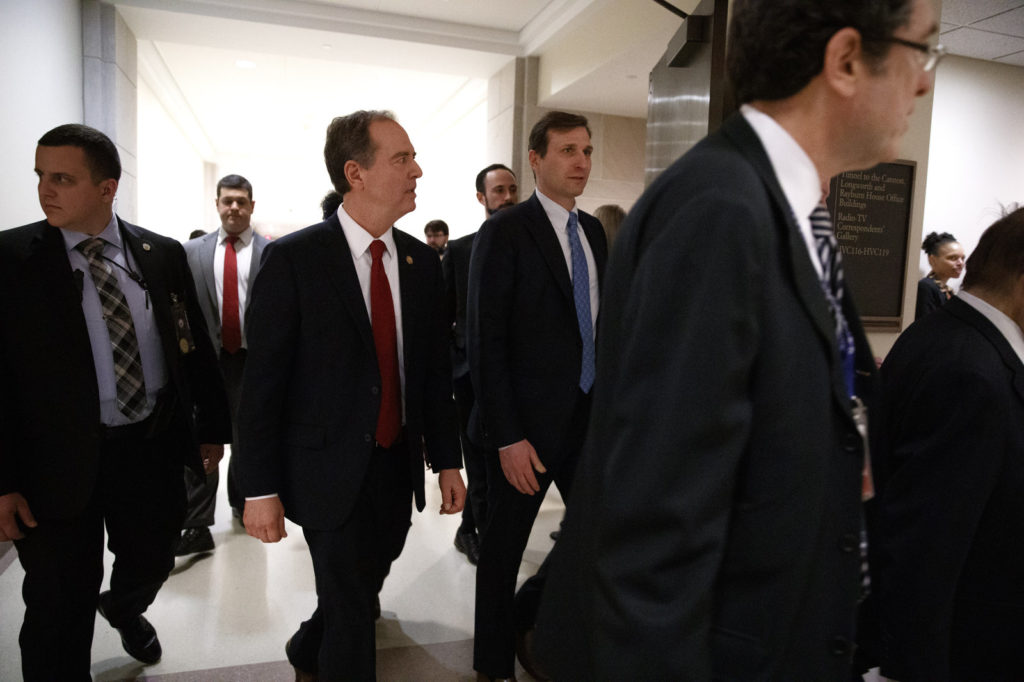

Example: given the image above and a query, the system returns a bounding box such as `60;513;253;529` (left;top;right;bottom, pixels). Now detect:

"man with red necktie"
181;174;269;555
236;110;465;681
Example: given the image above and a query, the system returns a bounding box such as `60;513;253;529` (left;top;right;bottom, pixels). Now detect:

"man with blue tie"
0;123;231;680
468;111;607;682
179;174;269;554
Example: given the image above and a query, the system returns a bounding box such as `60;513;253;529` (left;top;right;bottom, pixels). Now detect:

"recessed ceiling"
940;0;1024;66
116;0;1021;236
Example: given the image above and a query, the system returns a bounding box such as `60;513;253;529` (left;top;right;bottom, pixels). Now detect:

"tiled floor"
0;449;566;681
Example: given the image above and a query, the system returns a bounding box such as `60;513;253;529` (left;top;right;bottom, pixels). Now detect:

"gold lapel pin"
405;255;413;265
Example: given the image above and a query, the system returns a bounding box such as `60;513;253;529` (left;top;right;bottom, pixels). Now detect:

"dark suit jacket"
914;275;947;321
184;229;269;348
0;218;232;519
442;232;476;379
234;216;460;529
466;193;607;461
871;296;1024;682
535;113;877;681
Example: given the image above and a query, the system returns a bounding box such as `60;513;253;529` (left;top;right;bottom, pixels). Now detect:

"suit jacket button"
844;432;861;454
838;533;859;553
370;386;379;395
364;434;372;443
830;636;852;657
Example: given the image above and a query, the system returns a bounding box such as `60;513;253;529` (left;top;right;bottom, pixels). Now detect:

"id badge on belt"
170;293;196;354
851;395;874;501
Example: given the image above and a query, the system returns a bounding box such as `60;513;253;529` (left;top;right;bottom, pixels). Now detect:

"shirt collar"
535;189;576;232
60;213;120;253
958;289;1024;364
337;204;397;260
741;104;822;222
218;225;253;246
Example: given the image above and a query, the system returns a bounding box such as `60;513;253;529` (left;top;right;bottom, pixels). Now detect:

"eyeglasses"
869;36;947;72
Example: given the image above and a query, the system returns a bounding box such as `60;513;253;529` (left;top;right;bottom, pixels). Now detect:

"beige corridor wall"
0;0;83;228
921;55;1024;285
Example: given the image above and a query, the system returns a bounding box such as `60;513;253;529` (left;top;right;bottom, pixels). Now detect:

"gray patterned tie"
79;237;148;420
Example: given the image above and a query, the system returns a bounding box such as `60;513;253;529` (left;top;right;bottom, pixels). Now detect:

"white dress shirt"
213;225;255;348
741;103;825;279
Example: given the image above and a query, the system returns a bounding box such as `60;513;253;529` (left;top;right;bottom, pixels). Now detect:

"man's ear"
476;191;486;208
99;178;118;202
344;160;363;192
528;149;540;172
822;27;866;99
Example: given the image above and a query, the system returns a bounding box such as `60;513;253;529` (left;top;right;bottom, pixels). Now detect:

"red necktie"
370;240;401;447
222;235;241;353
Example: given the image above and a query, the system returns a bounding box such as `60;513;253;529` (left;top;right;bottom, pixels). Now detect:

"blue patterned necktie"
79;237;148;420
810;203;855;398
566;212;595;393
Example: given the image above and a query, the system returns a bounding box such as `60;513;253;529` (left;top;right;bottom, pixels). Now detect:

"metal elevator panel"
645;0;731;185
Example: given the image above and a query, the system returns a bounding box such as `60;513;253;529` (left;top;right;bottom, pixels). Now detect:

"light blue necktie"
567;212;595;393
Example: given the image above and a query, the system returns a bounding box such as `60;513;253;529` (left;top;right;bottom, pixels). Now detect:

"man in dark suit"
870;208;1024;682
534;0;940;679
469;112;607;682
443;162;519;565
0;123;231;680
179;174;269;554
236;110;465;681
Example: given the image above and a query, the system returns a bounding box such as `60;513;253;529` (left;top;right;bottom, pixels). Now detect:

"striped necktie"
810;203;855;397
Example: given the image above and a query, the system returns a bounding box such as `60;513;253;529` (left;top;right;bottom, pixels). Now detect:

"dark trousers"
473;393;589;678
453;371;492;536
286;442;413;681
182;348;245;526
14;434;186;681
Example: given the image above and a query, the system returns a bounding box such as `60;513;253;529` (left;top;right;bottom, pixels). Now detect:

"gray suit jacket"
184;229;268;348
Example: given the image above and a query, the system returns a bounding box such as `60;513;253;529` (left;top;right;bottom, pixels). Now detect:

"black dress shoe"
454;527;481;565
97;593;162;665
175;527;214;556
476;673;517;681
516;628;550;681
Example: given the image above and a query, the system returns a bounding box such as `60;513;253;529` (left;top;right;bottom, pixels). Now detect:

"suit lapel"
29;223;95;366
394;231;418;368
247;234;266;292
948;297;1024;404
524;194;573;304
317;217;376;353
579;213;607;286
120;219;177;365
723;114;851;411
198;232;218;308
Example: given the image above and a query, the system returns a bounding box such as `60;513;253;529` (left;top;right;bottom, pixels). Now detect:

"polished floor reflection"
0;449;564;681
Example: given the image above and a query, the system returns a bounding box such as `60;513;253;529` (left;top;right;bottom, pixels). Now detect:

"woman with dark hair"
916;231;965;320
